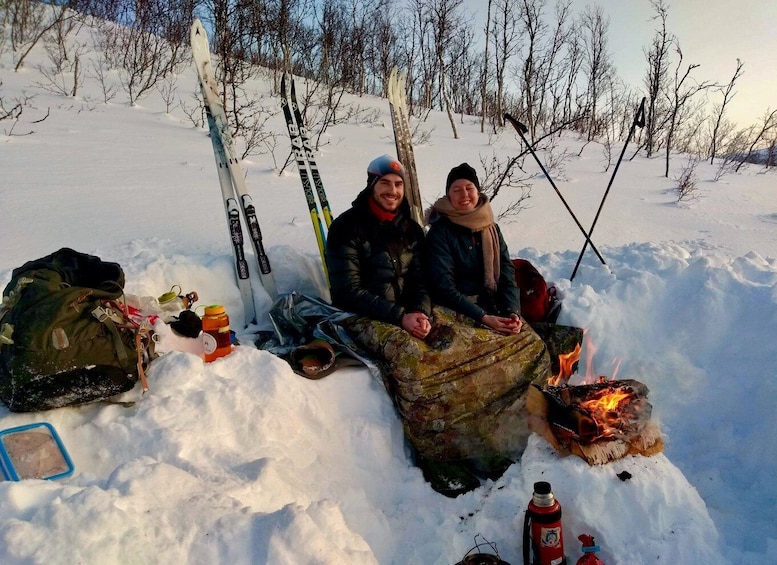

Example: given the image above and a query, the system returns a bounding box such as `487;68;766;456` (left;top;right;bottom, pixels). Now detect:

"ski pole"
504;114;606;265
570;97;646;281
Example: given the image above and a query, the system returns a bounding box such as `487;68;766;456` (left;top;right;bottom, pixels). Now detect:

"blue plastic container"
0;422;74;481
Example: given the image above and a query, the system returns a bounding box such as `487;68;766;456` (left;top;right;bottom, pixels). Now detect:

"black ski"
280;72;329;279
288;77;334;228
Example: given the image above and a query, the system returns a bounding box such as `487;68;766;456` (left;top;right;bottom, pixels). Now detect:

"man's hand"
401;312;432;339
481;313;522;335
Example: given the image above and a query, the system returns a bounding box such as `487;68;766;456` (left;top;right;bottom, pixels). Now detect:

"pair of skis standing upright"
190;20;275;326
191;19;422;326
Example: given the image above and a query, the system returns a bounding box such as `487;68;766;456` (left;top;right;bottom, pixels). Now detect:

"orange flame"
545;331;643;442
584;332;597;378
548;342;581;386
547;332;624;388
579;387;645;441
581;389;631;413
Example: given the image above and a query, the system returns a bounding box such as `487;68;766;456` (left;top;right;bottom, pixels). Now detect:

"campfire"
527;334;664;465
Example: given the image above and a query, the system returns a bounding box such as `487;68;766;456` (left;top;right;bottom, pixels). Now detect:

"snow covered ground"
1;28;775;565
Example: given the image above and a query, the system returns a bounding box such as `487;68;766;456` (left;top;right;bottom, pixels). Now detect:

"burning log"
526;379;664;466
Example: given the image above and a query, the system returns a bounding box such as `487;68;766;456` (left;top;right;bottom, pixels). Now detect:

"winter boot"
416;455;481;498
466;454;514;482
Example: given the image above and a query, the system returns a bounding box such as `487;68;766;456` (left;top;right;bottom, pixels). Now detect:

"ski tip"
282;71;296;95
190;18;208;48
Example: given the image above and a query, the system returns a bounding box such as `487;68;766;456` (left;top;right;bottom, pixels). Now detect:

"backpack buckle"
92;305;125;324
92;306;110;322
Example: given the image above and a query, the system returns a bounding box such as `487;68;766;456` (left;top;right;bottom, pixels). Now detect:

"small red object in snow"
576;534;605;565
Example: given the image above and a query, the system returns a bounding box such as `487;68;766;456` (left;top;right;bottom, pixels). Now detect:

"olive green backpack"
0;248;154;412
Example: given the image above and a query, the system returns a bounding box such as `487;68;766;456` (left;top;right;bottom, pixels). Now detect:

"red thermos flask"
523;481;566;565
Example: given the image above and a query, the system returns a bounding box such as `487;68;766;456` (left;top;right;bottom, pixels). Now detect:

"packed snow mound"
4;239;775;563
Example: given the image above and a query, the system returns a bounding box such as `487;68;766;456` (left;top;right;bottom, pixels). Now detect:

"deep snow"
1;25;775;565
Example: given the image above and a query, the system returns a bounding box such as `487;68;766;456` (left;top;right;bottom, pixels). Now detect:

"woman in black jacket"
426;163;522;335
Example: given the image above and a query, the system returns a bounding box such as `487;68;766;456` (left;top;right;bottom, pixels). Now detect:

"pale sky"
464;0;776;129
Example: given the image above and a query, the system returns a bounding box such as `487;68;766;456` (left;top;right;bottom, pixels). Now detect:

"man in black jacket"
325;155;432;340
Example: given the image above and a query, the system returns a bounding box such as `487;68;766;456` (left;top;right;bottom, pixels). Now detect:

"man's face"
372;173;404;212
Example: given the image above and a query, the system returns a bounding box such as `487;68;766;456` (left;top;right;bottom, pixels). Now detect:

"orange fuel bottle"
202;305;232;362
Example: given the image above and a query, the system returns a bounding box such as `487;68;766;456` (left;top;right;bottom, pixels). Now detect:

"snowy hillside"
1;21;776;565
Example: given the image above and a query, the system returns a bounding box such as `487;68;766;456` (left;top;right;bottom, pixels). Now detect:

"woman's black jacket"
425;214;520;322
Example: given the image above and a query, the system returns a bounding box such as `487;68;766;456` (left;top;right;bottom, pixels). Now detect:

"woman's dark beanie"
445;163;480;193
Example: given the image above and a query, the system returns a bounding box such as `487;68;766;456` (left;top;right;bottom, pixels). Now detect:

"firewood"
525;381;664;466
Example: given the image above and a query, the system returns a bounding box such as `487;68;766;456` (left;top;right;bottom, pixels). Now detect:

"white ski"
190;19;277;324
387;67;424;227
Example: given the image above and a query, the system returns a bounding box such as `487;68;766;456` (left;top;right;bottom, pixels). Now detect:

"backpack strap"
91;305;130;363
1;276;34;317
92;303;152;393
0;323;14;345
134;331;150;393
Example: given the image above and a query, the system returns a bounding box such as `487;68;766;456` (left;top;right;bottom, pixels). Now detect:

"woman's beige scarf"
432;194;500;292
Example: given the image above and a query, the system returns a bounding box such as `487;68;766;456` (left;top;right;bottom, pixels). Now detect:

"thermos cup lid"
534;481;552;494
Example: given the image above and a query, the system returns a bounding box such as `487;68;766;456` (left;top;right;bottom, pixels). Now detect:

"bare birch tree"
424;0;465;139
735;108;777;172
489;0;520;129
708;58;744;164
580;5;613;141
480;0;492;133
7;0;87;72
642;0;673;157
517;0;545;139
538;0;574;130
407;0;438;111
663;45;715;177
94;0;193;106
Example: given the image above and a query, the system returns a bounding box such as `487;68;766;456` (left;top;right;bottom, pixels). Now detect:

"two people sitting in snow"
326;156;523;339
324;155;580;497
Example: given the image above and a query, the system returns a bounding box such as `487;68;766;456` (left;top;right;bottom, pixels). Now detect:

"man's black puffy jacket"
325;187;431;325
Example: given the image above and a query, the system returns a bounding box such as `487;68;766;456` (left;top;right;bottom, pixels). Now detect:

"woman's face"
448;179;480;212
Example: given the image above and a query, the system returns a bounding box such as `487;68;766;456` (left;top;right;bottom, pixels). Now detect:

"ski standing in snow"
387;66;424;227
190;19;277;325
280;72;333;281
